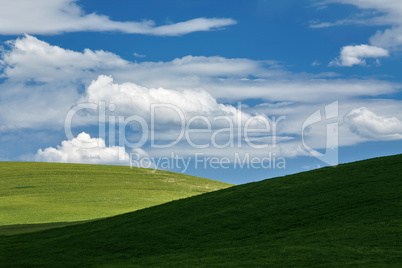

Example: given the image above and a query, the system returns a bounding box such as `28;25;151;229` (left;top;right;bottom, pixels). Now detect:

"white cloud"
312;61;321;66
35;132;130;164
1;35;128;82
344;107;402;140
0;0;236;36
370;26;402;50
2;35;398;101
0;35;400;131
133;53;146;58
0;81;79;129
109;55;398;103
79;75;275;150
1;35;402;163
330;44;389;67
81;75;246;123
0;35;124;129
145;18;237;36
314;1;402;30
310;19;361;29
314;1;402;66
253;99;402;148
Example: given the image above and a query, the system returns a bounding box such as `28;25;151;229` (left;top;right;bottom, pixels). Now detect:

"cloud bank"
2;35;399;132
0;0;236;36
1;35;402;164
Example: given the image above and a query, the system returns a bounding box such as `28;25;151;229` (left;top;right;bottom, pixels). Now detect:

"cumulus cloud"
344;107;402;140
81;75;247;123
78;75;275;150
1;35;128;82
0;35;126;129
35;132;130;164
0;0;236;36
330;44;389;67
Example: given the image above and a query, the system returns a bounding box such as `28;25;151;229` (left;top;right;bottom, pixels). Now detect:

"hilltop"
0;162;232;227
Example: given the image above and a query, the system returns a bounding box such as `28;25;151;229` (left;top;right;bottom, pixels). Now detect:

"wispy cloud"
0;0;236;36
133;53;146;58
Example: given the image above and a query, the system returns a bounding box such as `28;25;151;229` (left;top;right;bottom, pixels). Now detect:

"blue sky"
0;0;401;184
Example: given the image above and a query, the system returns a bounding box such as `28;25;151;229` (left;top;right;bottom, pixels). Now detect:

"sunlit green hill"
0;162;232;227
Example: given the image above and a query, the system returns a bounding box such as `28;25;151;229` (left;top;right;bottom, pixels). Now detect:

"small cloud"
310;21;337;28
133;52;146;58
329;44;389;67
312;61;321;66
344;107;402;140
35;132;132;164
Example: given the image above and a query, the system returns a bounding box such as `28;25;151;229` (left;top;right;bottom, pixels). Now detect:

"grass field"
0;155;401;267
0;162;233;227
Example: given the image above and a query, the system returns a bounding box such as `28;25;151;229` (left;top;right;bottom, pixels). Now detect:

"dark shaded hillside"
1;155;402;267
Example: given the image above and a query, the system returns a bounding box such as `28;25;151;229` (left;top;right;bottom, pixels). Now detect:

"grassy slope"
0;220;95;236
1;154;402;267
0;162;232;226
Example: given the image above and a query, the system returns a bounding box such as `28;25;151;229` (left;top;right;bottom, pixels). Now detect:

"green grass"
0;162;233;226
0;220;95;236
1;154;401;267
